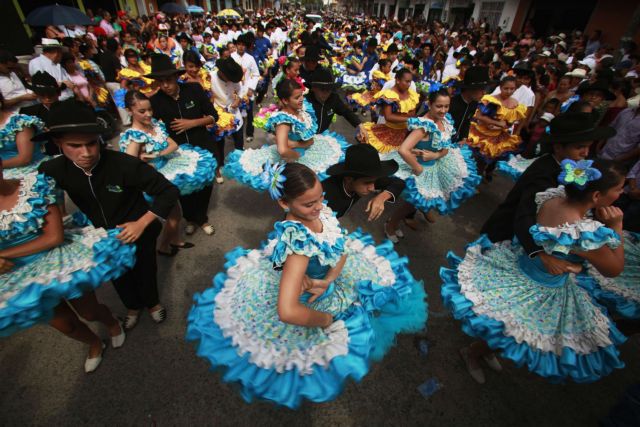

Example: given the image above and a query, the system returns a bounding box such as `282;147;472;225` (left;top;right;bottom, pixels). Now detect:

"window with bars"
479;1;505;30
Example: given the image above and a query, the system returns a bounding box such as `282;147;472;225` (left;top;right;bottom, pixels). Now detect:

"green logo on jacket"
106;185;123;193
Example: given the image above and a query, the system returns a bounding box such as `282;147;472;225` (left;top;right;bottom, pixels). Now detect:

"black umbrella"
25;4;92;26
160;3;188;14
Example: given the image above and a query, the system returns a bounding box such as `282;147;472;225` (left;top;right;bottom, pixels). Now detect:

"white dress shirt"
491;84;535;108
210;70;243;128
0;72;35;111
28;55;74;100
231;52;260;97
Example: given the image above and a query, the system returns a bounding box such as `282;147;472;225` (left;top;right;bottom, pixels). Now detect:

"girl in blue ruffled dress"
0;160;135;372
382;89;481;240
119;90;216;256
0;96;47;179
223;79;348;192
441;159;629;384
186;163;427;408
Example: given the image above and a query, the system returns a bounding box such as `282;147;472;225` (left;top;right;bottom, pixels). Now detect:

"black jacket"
322;175;405;218
149;83;218;149
306;91;361;134
481;154;561;256
449;93;478;141
38;150;179;229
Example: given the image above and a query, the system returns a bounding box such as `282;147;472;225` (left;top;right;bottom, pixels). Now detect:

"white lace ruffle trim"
214;248;350;375
457;241;614;356
0;174;42;232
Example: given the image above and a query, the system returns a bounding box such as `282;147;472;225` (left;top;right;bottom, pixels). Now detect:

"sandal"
157;247;179;257
201;223;215;236
384;221;400;243
460;347;486;384
482;353;503;372
170;242;195;249
185;223;196;235
150;306;167;324
123;312;140;330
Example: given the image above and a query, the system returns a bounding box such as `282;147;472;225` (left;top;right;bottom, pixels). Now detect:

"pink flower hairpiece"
294;76;305;89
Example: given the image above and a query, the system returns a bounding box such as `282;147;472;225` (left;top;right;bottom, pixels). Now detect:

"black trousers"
181;184;213;225
112;220;162;310
245;100;254;138
231;124;244;150
181;137;216;224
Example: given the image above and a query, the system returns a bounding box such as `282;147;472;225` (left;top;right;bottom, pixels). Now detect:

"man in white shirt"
210;57;243;182
491;62;535;123
0;50;37;111
231;33;260;142
28;39;74;100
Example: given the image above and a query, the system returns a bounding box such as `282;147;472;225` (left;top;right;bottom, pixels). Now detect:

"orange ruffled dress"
360;89;420;153
467;95;527;160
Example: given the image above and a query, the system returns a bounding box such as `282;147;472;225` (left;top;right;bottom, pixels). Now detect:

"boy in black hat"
481;112;616;274
37;99;180;328
449;66;489;141
20;71;63;155
305;67;362;135
147;54;219;236
210;57;244;181
299;44;322;85
323;144;405;219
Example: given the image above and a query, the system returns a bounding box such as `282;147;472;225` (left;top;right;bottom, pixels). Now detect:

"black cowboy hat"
32;99;104;141
176;32;192;43
458;66;490;89
216;57;243;83
301;44;322;62
576;79;616;101
236;32;255;47
539;112;616;144
512;61;535;77
385;43;399;54
306;67;339;90
327;144;399;177
28;71;61;95
144;54;185;79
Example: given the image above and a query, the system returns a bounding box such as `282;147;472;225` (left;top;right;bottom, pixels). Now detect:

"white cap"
558;33;566;39
541;50;551;57
565;68;587;78
557;41;567;50
579;58;596;70
40;38;62;48
540;112;555;122
450;32;458;38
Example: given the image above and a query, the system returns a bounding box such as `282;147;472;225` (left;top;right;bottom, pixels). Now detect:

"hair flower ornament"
262;160;287;200
558;159;602;189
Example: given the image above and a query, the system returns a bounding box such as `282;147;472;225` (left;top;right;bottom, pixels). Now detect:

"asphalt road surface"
1;109;638;426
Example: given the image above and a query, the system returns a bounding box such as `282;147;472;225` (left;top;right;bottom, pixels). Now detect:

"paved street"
1;112;639;426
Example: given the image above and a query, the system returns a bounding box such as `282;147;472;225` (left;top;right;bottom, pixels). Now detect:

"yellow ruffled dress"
117;63;154;94
467;95;527;160
348;70;391;111
360;89;420;153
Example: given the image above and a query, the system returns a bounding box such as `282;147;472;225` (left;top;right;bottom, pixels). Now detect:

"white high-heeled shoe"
460;347;486;384
84;342;106;374
111;322;126;349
